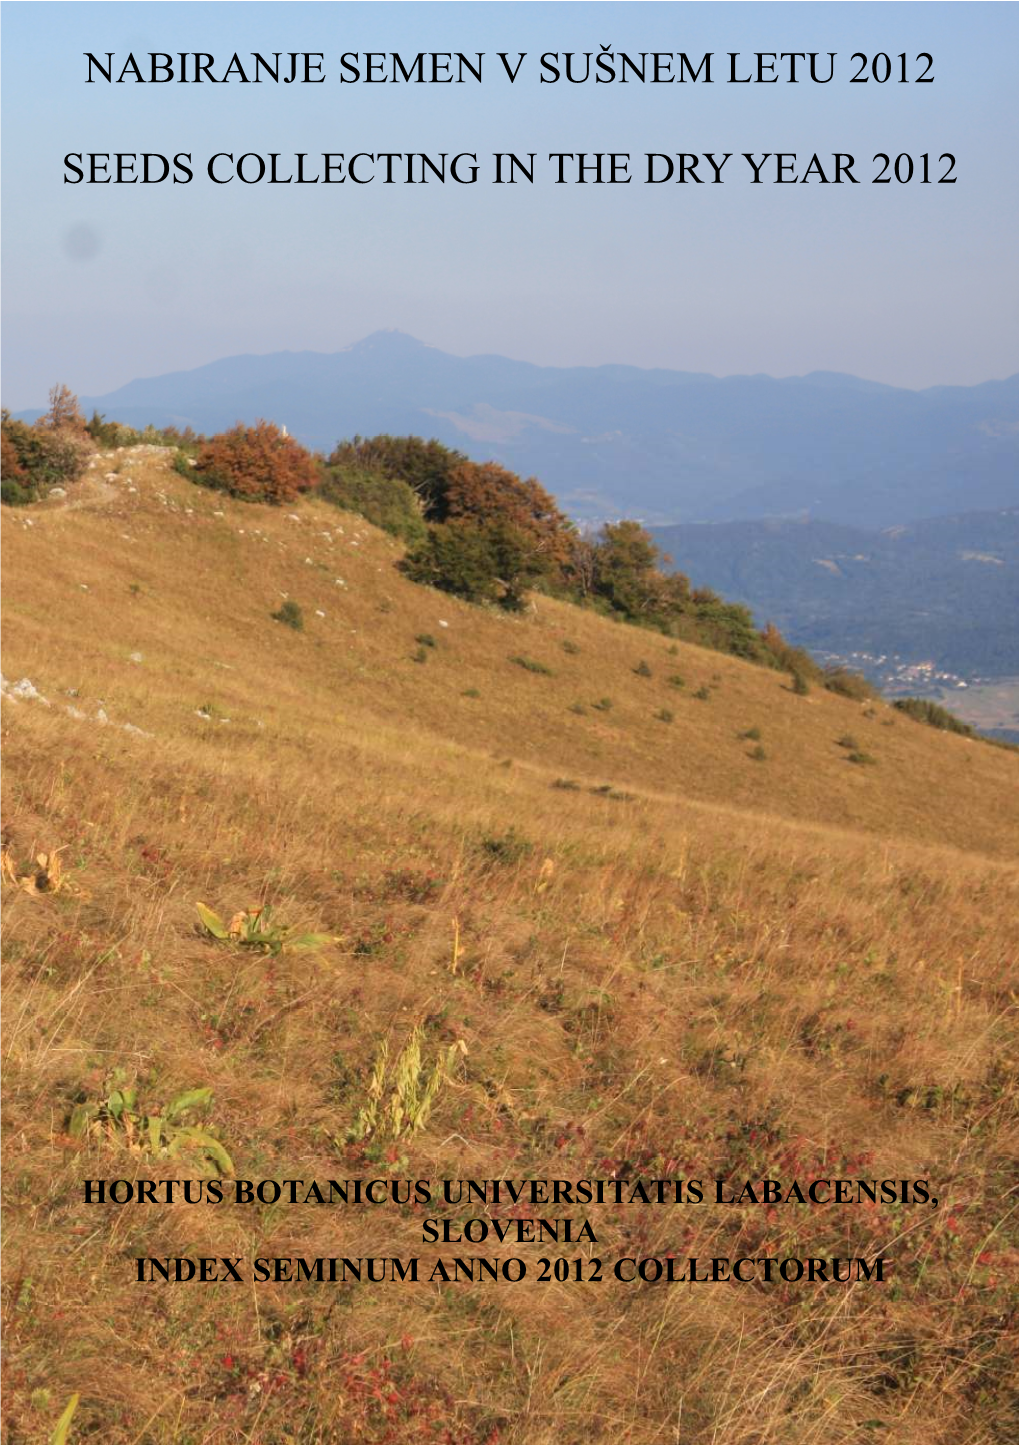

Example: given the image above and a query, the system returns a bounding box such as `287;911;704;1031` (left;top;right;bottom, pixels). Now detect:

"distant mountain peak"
340;329;432;355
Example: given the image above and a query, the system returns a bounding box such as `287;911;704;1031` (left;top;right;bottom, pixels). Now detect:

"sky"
1;0;1017;409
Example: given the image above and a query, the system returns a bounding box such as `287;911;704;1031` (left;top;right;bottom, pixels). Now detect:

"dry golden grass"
1;450;1016;1444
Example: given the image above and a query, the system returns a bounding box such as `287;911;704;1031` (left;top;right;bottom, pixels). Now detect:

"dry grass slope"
2;448;1016;1444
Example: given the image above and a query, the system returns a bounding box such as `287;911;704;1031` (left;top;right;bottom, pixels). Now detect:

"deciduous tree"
194;420;319;504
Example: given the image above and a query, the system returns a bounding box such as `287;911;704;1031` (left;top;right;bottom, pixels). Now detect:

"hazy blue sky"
2;1;1017;407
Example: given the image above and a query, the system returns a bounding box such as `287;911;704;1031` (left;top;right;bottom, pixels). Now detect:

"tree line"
1;398;873;691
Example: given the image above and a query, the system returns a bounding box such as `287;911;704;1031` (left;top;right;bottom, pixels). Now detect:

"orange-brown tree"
35;383;87;434
2;396;95;503
443;460;572;572
194;421;319;504
1;432;25;480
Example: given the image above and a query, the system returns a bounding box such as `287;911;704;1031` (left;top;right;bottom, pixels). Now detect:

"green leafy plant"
591;697;613;712
346;1028;467;1143
893;697;975;736
694;685;711;701
195;902;331;955
68;1073;233;1175
415;633;437;648
847;750;877;766
791;670;811;696
655;708;674;724
740;726;761;741
561;639;580;655
633;660;653;678
667;674;686;690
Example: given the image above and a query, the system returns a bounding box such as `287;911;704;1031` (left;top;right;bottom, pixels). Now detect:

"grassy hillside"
2;447;1016;1444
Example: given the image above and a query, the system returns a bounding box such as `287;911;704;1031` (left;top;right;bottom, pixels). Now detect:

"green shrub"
41;427;96;487
837;733;859;750
633;660;653;678
750;744;768;762
561;639;580;655
1;415;94;495
411;646;429;664
687;591;766;662
328;435;466;516
1;477;33;507
552;778;581;791
655;708;674;724
847;750;877;766
461;687;480;699
403;519;545;609
760;622;821;681
568;702;587;715
823;667;879;702
320;466;427;546
403;521;494;602
591;697;613;712
761;625;884;704
694;685;711;701
378;445;568;610
271;599;304;630
667;675;686;690
587;520;671;622
415;633;437;649
740;726;761;741
478;828;533;865
892;697;975;737
86;410;124;447
86;411;188;450
510;655;554;676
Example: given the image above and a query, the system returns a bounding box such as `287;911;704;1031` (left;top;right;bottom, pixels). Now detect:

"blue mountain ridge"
18;330;1018;530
